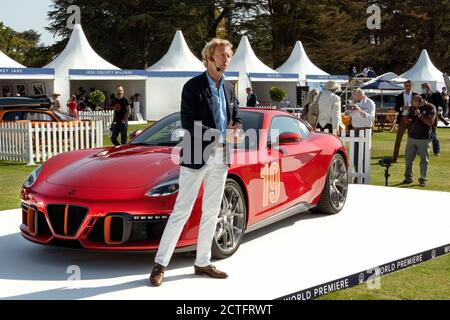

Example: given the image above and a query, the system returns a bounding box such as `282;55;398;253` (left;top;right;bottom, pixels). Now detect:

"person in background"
50;93;62;113
351;66;358;78
441;87;449;118
367;67;377;78
348;88;376;183
317;80;342;133
246;87;257;107
110;86;131;146
363;67;369;77
67;95;78;119
300;89;318;121
421;82;443;156
392;80;417;162
402;95;436;187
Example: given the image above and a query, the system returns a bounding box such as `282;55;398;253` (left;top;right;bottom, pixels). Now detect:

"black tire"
212;179;247;259
313;153;348;214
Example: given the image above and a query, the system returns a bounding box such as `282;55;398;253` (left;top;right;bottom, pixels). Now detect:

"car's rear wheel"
212;179;247;259
313;153;348;214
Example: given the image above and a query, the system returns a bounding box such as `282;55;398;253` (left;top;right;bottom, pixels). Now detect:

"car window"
269;116;308;143
25;112;55;122
2;111;25;121
131;111;262;150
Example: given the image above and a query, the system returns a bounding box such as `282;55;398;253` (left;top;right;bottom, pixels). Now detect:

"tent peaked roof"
276;41;328;78
400;49;443;83
45;24;119;72
147;30;204;71
228;36;277;74
0;50;25;68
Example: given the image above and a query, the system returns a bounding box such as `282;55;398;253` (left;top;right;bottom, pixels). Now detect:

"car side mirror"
278;132;302;145
130;129;143;138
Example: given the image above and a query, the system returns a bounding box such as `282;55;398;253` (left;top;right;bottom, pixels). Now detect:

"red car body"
20;109;347;253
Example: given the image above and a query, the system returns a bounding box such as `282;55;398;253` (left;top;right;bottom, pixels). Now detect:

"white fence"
0;121;104;165
79;110;114;134
319;129;372;184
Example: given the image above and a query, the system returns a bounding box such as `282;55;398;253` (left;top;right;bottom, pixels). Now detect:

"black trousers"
317;123;332;132
111;123;128;146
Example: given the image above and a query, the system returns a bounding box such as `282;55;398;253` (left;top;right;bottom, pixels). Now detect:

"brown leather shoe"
149;263;166;286
194;265;228;279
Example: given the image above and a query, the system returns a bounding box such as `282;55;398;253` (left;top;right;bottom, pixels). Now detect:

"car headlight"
145;177;179;197
23;165;42;188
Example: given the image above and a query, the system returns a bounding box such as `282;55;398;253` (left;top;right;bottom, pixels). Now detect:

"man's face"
246;88;251;94
352;92;363;103
404;82;412;93
412;97;423;108
116;87;124;98
421;84;431;95
210;45;232;73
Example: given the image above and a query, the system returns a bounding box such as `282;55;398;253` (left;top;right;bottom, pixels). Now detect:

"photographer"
347;88;375;183
402;95;436;187
421;82;443;156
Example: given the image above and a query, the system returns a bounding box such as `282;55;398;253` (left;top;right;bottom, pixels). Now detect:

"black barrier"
277;243;450;300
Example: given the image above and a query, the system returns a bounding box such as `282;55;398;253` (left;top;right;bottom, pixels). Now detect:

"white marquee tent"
227;36;298;108
401;49;445;91
276;41;348;92
44;24;146;114
146;30;205;120
1;50;54;97
276;41;328;83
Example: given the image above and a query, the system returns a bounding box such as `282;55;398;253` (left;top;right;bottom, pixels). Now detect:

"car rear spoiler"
0;96;52;109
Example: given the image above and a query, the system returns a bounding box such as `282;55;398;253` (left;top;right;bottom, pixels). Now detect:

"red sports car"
20;109;348;258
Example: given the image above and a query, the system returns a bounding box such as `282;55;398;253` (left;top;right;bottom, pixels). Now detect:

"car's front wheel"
212;179;247;259
314;153;348;214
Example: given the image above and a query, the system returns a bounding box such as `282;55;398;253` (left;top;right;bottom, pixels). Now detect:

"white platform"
0;185;449;300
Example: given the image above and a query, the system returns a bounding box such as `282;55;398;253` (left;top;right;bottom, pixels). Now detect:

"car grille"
22;203;52;237
47;204;88;237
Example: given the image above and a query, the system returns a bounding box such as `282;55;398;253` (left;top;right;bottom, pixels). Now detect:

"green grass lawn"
0;124;449;300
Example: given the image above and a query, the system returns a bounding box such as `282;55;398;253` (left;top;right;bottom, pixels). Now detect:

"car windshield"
130;111;263;150
53;111;76;121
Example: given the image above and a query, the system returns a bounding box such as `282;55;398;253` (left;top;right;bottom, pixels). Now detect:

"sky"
0;0;61;46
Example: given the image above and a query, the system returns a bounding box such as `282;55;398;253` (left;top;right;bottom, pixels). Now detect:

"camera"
378;157;393;167
407;106;420;118
345;104;356;111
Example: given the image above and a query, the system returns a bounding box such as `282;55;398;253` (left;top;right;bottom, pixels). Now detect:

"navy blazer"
247;92;257;107
179;71;242;169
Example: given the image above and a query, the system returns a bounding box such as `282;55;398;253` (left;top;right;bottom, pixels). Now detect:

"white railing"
0;121;104;165
318;128;372;184
79;110;114;134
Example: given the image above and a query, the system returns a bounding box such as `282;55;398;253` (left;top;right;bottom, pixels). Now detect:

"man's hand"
226;121;244;144
353;105;363;114
402;105;410;111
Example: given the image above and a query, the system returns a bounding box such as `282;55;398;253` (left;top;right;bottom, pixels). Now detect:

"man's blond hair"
201;38;233;68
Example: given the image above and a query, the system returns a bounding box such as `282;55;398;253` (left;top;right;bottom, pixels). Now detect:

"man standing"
349;89;375;183
317;80;342;132
421;82;443;156
441;87;449;118
402;95;436;187
149;38;242;287
392;80;417;162
110;86;131;146
246;87;257;107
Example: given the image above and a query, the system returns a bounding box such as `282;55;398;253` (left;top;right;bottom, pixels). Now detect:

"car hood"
46;145;179;189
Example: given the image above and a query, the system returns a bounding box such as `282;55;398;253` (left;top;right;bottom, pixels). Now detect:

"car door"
256;116;322;220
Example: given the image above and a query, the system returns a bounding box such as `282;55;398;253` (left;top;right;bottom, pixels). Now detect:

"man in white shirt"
317;80;342;133
349;88;375;183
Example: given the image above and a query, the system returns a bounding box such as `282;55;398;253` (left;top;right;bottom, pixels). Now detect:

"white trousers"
155;146;228;267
